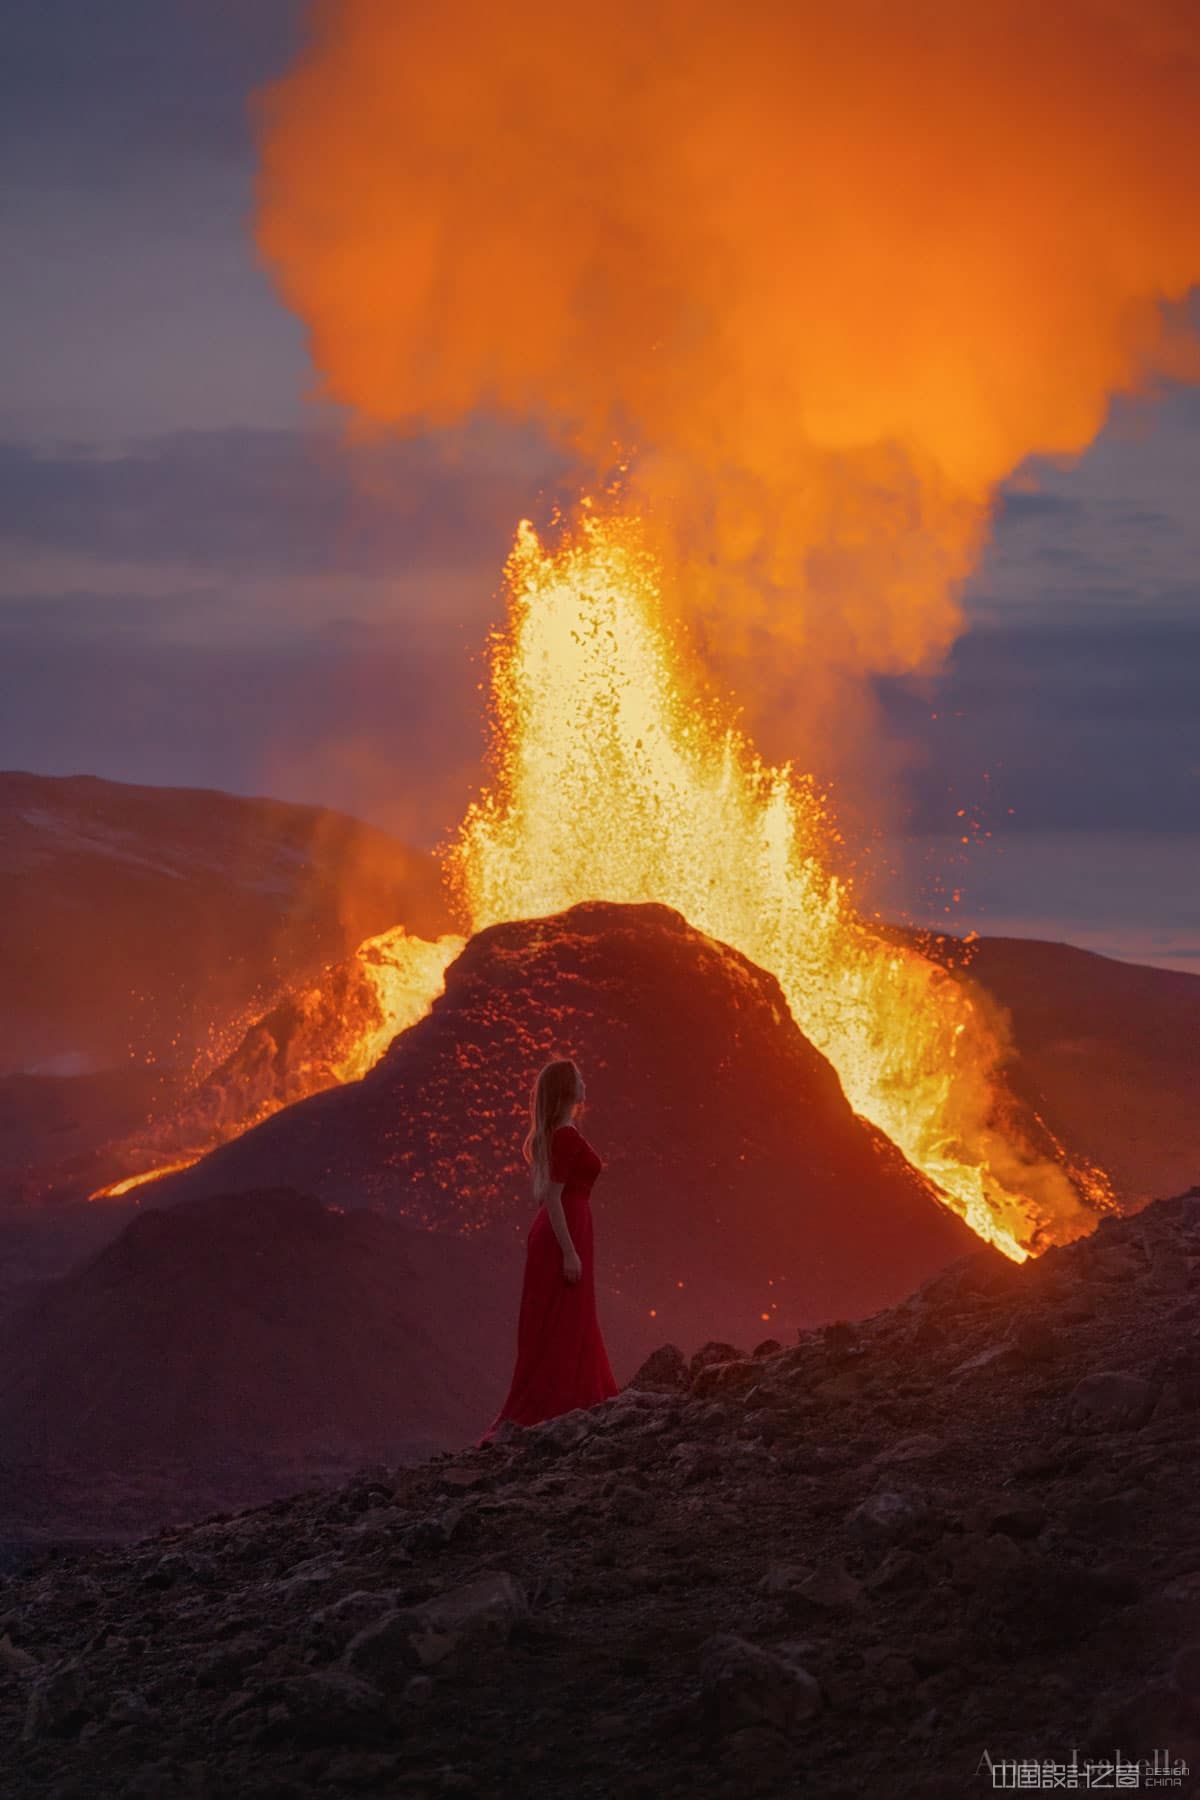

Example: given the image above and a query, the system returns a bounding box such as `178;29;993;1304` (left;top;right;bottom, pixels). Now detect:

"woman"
477;1058;619;1443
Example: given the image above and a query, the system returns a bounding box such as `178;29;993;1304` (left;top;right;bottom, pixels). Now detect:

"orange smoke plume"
254;0;1200;693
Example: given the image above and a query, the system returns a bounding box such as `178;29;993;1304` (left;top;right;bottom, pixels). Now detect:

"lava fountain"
91;509;1114;1252
446;511;1111;1261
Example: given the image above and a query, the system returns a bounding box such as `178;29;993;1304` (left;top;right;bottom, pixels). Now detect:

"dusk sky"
2;1;1197;969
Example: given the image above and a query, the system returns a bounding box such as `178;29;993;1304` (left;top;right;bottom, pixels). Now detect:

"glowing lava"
445;513;1113;1260
89;927;463;1201
92;1158;202;1200
334;925;466;1082
89;514;1115;1257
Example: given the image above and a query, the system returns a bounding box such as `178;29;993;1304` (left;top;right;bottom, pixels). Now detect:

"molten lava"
334;926;465;1082
89;927;462;1201
90;514;1116;1254
445;514;1113;1260
92;1158;203;1200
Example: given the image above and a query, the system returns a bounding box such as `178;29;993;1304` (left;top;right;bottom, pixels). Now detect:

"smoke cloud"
253;0;1200;705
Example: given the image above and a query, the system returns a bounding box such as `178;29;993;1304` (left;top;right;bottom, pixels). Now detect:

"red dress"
477;1122;619;1442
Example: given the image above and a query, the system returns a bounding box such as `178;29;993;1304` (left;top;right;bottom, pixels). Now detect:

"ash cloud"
253;0;1200;720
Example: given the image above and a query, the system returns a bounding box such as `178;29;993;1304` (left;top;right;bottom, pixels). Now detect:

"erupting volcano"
95;516;1114;1263
5;7;1200;1792
84;0;1200;1268
445;515;1113;1257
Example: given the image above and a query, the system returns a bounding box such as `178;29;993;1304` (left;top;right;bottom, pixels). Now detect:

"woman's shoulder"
551;1121;580;1138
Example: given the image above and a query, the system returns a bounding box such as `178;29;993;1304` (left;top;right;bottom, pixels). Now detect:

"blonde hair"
523;1058;581;1201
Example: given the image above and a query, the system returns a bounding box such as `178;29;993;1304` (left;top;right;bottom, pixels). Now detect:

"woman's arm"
543;1129;582;1283
543;1179;576;1259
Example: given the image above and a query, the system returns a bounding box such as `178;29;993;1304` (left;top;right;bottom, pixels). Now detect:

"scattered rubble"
2;1188;1200;1798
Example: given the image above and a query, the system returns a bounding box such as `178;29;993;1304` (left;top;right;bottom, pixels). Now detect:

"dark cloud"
876;616;1200;834
0;3;314;442
995;490;1084;523
0;426;567;578
1163;381;1200;430
0;591;199;640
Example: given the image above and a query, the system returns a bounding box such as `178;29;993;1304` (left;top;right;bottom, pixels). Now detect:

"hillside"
2;1190;1198;1798
938;934;1200;1205
0;1186;662;1543
4;769;1193;1220
0;769;450;1083
146;901;990;1346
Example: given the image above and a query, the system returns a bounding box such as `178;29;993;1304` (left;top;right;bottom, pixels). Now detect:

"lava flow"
90;927;464;1201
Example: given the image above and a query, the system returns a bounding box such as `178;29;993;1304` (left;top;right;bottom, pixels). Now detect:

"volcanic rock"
630;1344;691;1392
148;900;991;1347
0;1185;611;1533
847;1487;933;1545
698;1631;823;1734
1065;1369;1158;1432
0;1190;1198;1798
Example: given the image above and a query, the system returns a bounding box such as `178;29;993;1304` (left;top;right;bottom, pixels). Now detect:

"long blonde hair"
523;1059;581;1201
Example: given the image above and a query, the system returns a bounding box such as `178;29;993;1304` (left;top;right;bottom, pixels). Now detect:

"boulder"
629;1345;690;1392
691;1358;762;1400
698;1632;822;1735
1066;1371;1157;1433
848;1489;931;1544
689;1342;746;1383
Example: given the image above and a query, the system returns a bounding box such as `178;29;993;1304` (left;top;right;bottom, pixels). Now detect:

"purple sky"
1;0;1197;969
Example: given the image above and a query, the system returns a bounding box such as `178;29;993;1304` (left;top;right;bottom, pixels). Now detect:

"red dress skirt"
477;1122;619;1442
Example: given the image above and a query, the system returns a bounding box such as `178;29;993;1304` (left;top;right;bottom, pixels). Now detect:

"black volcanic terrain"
0;1188;517;1468
3;1189;1199;1799
148;901;989;1348
0;1185;651;1543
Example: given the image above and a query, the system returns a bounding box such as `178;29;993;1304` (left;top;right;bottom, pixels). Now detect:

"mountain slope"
147;900;991;1347
2;1189;1198;1799
0;1185;644;1474
0;1184;666;1544
0;769;450;1080
942;934;1200;1204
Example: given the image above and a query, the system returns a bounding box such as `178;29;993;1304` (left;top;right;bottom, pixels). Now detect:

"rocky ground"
4;1189;1200;1799
0;1447;431;1569
0;1189;537;1502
